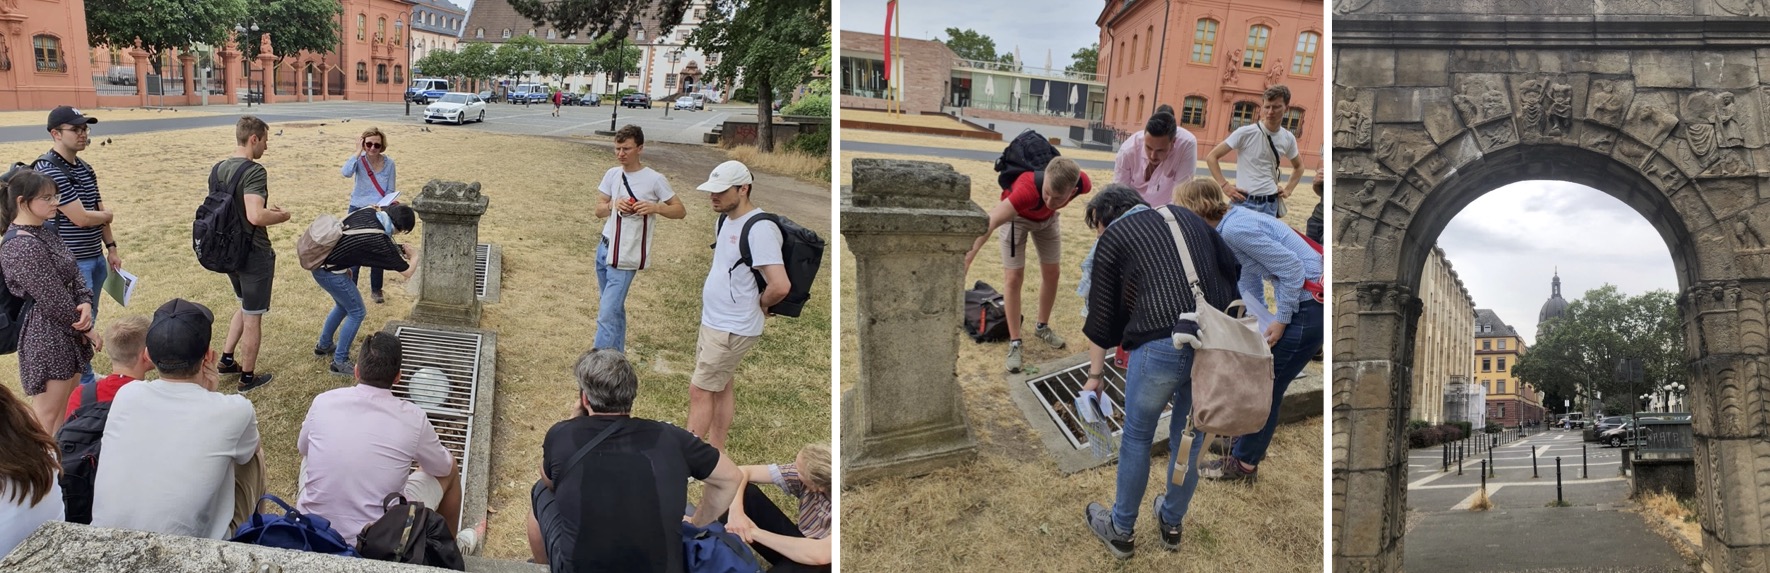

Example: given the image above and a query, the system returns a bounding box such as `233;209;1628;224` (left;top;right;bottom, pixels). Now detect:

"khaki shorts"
999;214;1061;270
690;325;759;392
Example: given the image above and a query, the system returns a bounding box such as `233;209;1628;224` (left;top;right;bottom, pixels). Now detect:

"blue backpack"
230;494;358;557
682;521;763;573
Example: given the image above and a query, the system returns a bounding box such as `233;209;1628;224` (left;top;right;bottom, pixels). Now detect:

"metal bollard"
1481;460;1487;491
1443;441;1449;472
1488;447;1495;477
1532;446;1539;478
1458;454;1463;476
1556;456;1564;504
1583;444;1588;479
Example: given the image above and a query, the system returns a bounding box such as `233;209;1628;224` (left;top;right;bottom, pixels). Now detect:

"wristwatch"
104;242;117;249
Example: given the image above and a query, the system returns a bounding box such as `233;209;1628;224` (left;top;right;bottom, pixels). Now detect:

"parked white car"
673;94;706;111
424;92;487;125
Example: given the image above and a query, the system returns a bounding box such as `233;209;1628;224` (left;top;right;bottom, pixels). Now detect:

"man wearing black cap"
90;298;266;540
38;106;117;387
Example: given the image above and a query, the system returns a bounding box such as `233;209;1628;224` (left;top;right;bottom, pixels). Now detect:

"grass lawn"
0;118;831;560
838;151;1324;572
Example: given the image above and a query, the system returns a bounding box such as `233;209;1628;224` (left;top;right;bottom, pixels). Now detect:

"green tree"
496;34;550;84
940;27;1000;63
237;0;344;63
506;0;693;44
85;0;248;74
414;49;460;81
1513;286;1683;416
1067;43;1099;75
688;0;828;152
596;39;641;90
454;42;500;88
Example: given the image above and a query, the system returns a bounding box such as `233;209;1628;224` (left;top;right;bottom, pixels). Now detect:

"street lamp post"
235;23;259;107
398;20;411;116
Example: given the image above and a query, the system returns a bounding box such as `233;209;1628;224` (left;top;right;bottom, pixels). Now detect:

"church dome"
1538;271;1569;324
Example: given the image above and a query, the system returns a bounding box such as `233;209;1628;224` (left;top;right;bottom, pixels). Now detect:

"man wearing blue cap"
39;106;117;386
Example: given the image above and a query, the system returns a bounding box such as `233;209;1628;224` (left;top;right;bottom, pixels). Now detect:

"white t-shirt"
598;166;676;241
702;208;785;337
92;380;260;539
1225;123;1300;196
0;479;61;557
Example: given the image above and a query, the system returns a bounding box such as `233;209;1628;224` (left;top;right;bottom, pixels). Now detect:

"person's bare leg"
526;512;548;564
238;314;263;371
438;464;463;532
1002;267;1026;340
30;377;77;436
708;386;736;450
1037;262;1061;324
688;386;716;442
224;308;245;354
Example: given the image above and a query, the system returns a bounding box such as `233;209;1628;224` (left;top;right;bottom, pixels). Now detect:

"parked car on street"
477;90;501;104
106;65;137;86
672;94;706;111
510;83;550;104
621;93;652;108
424;92;487;125
578;93;602;106
406;78;450;104
1600;421;1653;447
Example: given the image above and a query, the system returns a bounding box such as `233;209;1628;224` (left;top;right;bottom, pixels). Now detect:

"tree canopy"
940;27;1001;62
1067;43;1098;75
506;0;692;45
1512;285;1683;416
687;0;828;152
238;0;343;61
86;0;248;72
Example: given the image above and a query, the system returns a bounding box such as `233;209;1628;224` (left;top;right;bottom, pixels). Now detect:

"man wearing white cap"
688;160;789;450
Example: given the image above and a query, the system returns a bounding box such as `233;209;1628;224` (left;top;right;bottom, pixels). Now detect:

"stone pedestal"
128;45;149;105
840;158;985;484
408;180;488;327
178;54;196;100
218;35;240;105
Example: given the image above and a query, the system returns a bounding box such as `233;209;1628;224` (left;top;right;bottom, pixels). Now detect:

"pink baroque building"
0;0;100;109
1096;0;1324;166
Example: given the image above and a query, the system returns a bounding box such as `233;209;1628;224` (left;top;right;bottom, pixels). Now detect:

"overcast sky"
840;1;1100;70
1435;181;1679;346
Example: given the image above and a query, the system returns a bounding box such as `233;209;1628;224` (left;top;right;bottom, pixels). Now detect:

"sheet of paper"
376;191;400;207
103;267;138;307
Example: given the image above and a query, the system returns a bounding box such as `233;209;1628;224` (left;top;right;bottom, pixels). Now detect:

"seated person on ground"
0;383;62;557
528;348;744;573
724;443;833;571
297;331;462;542
90;299;265;539
64;316;153;418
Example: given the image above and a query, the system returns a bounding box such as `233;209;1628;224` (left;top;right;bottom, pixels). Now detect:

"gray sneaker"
328;360;355;377
1153;494;1182;551
1006;342;1023;373
1085;502;1134;559
1034;324;1067;349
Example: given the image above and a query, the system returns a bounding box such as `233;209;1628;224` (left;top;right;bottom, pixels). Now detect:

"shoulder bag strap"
360;155;386;197
562;417;626;476
1260;126;1284;181
80;379;98;409
619;172;638;201
1156;207;1210;305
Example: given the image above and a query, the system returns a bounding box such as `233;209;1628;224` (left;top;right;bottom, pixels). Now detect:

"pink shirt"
297;384;454;541
1113;129;1199;207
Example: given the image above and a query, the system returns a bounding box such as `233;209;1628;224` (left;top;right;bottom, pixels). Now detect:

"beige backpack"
1157;207;1274;475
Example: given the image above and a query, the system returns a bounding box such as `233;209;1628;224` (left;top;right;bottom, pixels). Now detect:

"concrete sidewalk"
1402;430;1693;572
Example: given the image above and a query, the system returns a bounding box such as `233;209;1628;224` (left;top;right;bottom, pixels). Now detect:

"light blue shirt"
341;154;397;208
1215;205;1322;324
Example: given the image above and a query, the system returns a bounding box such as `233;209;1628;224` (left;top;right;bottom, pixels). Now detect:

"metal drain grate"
474;244;490;299
1026;361;1171;450
391;326;484;476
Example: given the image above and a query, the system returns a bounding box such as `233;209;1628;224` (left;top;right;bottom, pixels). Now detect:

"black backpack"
192;160;257;273
714;213;824;318
356;492;466;570
963;281;1011;343
994;128;1062;191
56;381;112;524
0;227;40;355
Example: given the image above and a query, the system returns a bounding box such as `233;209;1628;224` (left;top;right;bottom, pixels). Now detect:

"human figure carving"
1546;80;1572;136
1334;100;1371;149
1589;80;1624;125
1735;217;1764;250
1480;80;1508;121
1518;78;1546;133
1719;92;1745;148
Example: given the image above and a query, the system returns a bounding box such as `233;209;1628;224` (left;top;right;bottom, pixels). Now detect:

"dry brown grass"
1638;491;1701;556
840;109;989;132
0;106;227;127
837;151;1323;572
1469;488;1493;511
725;145;830;183
0;119;830;560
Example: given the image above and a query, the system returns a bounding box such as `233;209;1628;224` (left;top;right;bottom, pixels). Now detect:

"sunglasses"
364;141;384;150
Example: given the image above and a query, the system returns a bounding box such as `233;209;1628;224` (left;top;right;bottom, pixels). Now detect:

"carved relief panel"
1451;74;1511;127
1336;88;1375;150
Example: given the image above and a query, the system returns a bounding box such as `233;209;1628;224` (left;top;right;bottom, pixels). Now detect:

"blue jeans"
1112;342;1203;534
594;238;637;352
1231;298;1325;465
1234;196;1283;218
75;256;106;386
313;269;364;365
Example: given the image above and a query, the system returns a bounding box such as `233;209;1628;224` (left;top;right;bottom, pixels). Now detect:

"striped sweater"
316;209;409;274
1084;205;1242;352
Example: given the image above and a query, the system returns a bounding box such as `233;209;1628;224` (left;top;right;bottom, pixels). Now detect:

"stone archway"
1334;4;1770;571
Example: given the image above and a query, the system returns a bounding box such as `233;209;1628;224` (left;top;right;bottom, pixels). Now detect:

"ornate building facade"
1411;246;1476;424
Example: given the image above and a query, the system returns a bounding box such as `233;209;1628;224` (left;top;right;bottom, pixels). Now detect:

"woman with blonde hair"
1;169;100;436
1173;178;1323;483
0;382;64;555
723;443;832;571
340;127;399;303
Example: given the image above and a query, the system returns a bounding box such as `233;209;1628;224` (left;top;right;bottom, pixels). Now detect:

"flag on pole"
883;0;897;81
